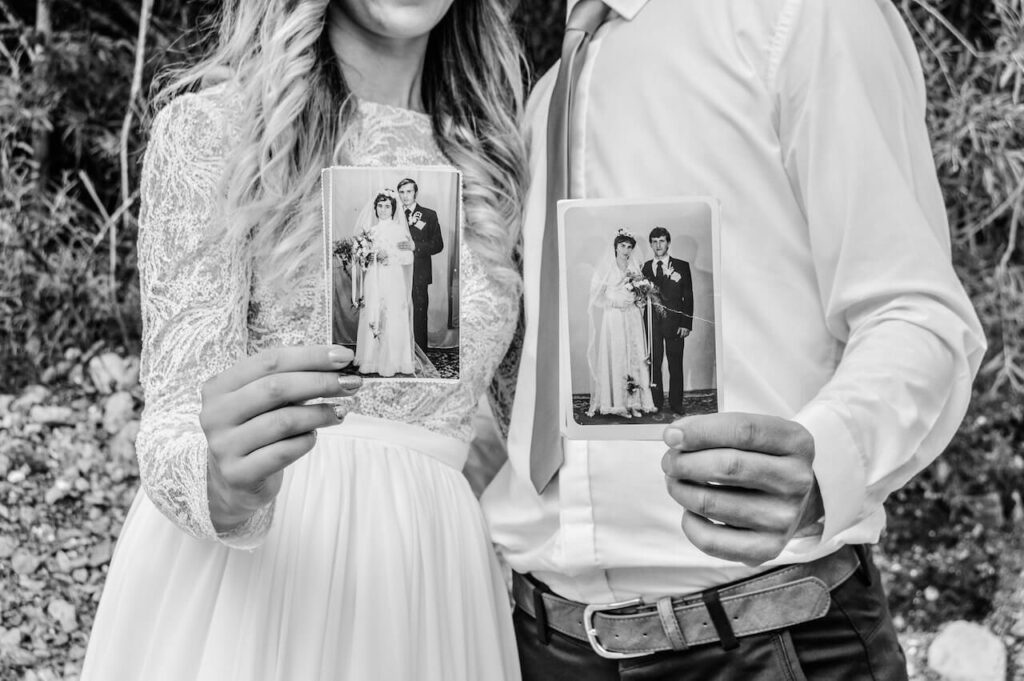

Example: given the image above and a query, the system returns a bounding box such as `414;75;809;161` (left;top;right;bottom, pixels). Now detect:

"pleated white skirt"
81;415;521;681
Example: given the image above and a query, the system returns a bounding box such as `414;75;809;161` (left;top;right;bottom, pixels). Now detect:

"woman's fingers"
203;345;355;396
221;431;322;497
204;402;343;531
210;403;341;460
209;371;361;426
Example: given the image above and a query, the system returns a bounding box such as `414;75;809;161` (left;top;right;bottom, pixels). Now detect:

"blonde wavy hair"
154;0;527;292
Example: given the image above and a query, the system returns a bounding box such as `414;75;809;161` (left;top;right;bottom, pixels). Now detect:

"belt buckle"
582;598;646;660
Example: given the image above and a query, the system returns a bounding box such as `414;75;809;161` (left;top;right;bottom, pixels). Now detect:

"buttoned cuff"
792;402;866;543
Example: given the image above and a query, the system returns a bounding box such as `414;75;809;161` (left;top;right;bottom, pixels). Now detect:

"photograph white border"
321;165;464;384
557;196;724;441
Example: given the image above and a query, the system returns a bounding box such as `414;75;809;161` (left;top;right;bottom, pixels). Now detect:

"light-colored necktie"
530;0;610;493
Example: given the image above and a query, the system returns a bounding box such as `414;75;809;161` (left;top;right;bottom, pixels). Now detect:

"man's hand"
676;327;690;339
397;240;414;251
661;413;824;566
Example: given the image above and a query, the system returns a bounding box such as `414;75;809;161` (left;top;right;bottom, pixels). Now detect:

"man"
396;177;443;352
641;227;693;415
481;0;986;678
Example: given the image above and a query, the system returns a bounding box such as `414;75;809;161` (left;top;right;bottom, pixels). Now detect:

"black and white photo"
323;166;461;381
558;197;721;440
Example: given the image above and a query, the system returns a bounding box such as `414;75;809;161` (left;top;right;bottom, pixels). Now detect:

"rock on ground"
927;620;1007;681
88;352;140;394
102;391;135;435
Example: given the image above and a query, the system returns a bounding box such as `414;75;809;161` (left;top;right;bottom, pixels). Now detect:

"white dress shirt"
404;203;419;228
481;0;986;603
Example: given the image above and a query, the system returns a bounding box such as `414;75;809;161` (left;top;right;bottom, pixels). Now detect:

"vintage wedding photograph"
558;197;722;440
323;166;461;381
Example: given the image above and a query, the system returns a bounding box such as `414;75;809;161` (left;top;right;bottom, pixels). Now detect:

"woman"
352;190;416;377
80;1;526;679
587;229;656;418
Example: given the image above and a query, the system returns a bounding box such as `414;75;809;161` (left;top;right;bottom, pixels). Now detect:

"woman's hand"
199;345;362;532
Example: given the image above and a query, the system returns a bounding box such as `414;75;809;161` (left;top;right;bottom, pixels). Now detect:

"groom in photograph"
641;226;693;416
397;178;444;352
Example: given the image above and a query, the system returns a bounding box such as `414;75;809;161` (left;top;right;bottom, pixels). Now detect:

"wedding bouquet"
332;239;354;269
334;230;389;310
351;229;378;268
624;271;655;308
333;229;388;270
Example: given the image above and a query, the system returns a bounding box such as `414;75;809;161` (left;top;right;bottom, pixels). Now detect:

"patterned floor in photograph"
339;345;460;380
424;347;460;380
572;389;718;426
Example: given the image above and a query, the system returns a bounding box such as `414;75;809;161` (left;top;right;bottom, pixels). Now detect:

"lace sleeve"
487;299;522;441
134;92;273;549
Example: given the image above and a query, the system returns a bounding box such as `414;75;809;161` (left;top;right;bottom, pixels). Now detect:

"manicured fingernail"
328;348;350;365
338;375;362;390
664;428;684;448
332;405;347;420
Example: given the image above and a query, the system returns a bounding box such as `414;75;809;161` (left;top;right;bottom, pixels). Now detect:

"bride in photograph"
352;189;416;377
587;229;656;418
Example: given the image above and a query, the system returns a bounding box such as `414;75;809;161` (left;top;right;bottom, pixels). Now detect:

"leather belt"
512;545;862;659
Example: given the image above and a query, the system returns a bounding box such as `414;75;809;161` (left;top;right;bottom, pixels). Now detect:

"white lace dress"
354;217;416;377
80;91;521;681
588;265;655;417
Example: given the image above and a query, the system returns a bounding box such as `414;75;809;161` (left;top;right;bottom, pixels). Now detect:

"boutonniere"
412;211;423;224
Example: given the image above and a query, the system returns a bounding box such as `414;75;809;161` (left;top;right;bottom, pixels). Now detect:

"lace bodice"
367;219;414;267
135;90;518;547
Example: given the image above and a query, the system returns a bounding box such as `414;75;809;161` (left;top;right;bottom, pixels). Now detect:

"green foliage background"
1;0;1022;632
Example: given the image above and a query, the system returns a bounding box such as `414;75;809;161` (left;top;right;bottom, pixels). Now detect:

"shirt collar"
405;203;418;213
566;0;648;21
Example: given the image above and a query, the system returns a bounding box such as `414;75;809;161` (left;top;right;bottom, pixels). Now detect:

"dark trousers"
651;328;684;413
412;284;429;351
514;551;907;681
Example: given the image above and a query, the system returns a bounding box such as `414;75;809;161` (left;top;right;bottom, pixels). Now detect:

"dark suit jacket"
642;257;694;333
405;204;444;287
